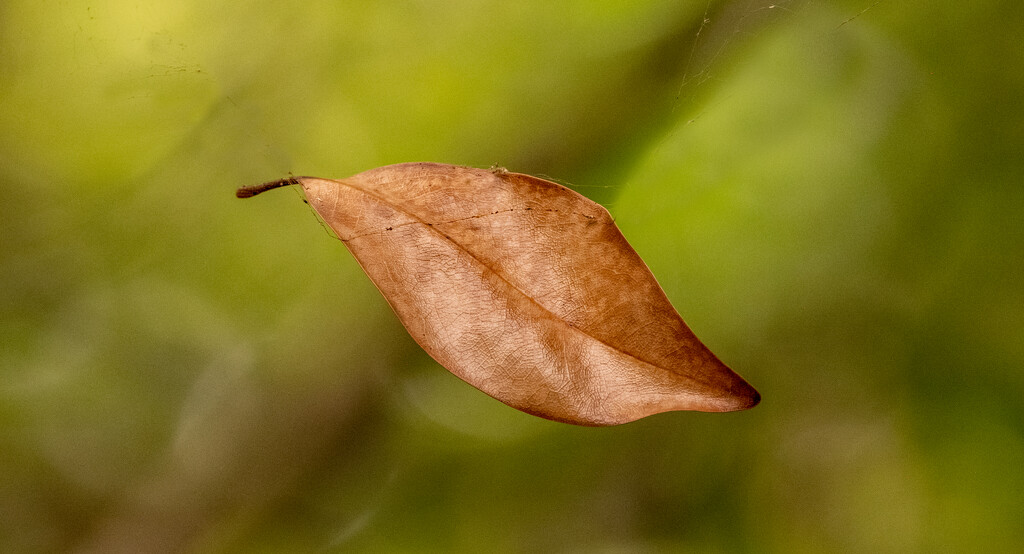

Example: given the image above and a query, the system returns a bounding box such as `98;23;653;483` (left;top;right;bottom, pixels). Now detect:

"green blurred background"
2;1;1022;552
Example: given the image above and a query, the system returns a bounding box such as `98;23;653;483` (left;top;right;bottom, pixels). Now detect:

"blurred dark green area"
1;0;1022;552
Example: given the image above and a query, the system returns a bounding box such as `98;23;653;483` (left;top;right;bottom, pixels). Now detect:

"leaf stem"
236;177;301;198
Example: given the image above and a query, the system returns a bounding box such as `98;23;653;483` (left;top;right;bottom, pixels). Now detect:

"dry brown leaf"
237;162;759;426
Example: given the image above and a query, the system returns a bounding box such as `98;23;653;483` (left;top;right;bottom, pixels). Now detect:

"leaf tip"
724;379;761;411
742;387;762;409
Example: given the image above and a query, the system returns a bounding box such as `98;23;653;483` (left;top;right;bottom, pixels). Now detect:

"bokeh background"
2;1;1022;552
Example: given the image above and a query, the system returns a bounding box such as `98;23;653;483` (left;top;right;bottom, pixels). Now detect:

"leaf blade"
292;163;758;426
